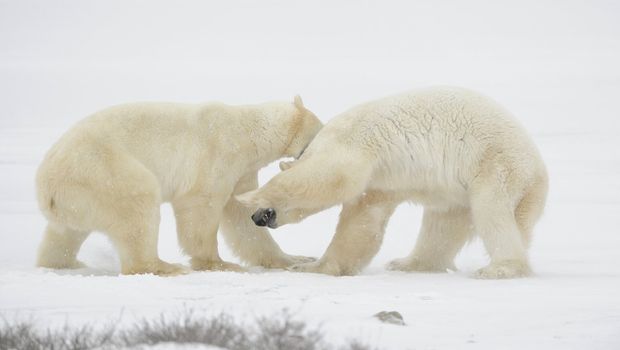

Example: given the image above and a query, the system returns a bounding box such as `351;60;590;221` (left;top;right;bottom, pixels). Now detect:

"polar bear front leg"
387;207;472;273
173;193;245;272
220;172;315;269
290;191;397;276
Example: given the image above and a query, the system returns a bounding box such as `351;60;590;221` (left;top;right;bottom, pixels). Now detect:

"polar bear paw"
262;254;316;269
123;260;190;276
155;262;191;276
72;260;87;269
57;259;87;270
37;257;88;270
287;260;346;276
191;258;246;272
386;257;453;273
473;260;531;279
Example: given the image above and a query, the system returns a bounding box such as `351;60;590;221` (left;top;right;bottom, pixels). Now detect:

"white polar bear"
237;87;548;279
36;97;322;275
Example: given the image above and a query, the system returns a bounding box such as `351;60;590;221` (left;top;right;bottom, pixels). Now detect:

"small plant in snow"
0;310;377;350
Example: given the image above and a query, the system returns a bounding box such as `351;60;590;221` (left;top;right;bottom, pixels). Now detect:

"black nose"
251;208;276;227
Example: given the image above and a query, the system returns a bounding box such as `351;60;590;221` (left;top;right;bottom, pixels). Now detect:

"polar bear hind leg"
98;155;187;276
469;164;531;279
387;207;472;273
515;175;548;248
36;224;90;269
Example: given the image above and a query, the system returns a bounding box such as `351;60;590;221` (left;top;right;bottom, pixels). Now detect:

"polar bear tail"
45;193;55;215
36;184;58;221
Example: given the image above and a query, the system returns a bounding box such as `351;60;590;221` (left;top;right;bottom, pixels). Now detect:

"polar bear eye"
296;146;307;159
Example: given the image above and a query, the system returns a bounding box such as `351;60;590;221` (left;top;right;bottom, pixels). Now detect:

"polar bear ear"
279;160;294;171
235;190;269;208
293;95;305;111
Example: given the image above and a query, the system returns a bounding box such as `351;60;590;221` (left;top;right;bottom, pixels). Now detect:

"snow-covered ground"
1;1;619;349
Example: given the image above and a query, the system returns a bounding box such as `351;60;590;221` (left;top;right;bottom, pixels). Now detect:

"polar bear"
237;87;548;279
36;97;322;275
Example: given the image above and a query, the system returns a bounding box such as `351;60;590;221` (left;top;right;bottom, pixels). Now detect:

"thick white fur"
237;87;548;279
36;97;322;275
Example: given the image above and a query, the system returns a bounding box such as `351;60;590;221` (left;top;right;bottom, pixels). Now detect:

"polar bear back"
38;103;217;202
303;87;546;209
37;101;299;204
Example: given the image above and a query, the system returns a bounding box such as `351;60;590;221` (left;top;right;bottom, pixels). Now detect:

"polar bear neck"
238;102;299;165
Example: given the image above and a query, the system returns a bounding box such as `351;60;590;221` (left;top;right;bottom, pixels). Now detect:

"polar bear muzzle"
251;208;277;228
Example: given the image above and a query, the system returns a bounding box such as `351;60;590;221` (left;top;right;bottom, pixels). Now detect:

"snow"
1;0;620;349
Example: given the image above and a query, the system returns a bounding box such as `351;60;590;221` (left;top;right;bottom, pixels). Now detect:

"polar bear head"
283;95;323;159
236;147;372;229
236;154;333;229
236;157;318;228
239;191;327;229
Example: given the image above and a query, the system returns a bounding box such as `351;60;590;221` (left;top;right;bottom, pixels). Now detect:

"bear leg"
173;192;245;272
387;207;471;273
108;194;187;276
469;166;531;279
221;172;315;269
515;175;548;248
36;223;89;269
289;191;397;276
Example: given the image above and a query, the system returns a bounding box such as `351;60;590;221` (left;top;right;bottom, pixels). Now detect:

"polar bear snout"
251;208;277;228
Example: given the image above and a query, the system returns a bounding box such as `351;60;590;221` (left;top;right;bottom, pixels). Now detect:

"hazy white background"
1;1;619;349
